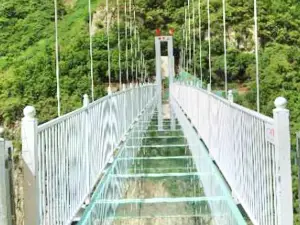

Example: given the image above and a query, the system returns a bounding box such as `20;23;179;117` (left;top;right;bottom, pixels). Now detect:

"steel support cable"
179;45;182;71
125;0;129;83
198;0;203;85
88;0;94;101
117;0;122;88
222;0;228;97
129;0;134;83
179;27;182;71
143;53;148;82
188;0;191;73
134;8;138;82
106;0;111;88
185;7;188;72
140;51;143;82
143;53;145;82
138;35;142;82
192;0;196;77
254;0;260;112
207;0;212;85
180;27;184;72
54;0;61;116
182;26;186;71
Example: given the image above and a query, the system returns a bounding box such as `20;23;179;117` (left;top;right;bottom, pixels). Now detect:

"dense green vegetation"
2;0;300;223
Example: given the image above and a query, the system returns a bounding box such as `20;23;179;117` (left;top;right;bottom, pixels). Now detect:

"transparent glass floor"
114;156;198;173
78;111;247;225
81;199;242;225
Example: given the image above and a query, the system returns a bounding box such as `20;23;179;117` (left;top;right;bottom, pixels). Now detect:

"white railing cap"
23;106;36;118
83;94;89;107
107;86;112;95
0;126;4;138
274;97;287;109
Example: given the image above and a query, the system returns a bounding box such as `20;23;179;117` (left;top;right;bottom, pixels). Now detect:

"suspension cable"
198;0;203;85
134;8;138;82
143;54;147;82
129;0;134;83
125;0;129;83
144;61;148;82
181;26;185;72
222;0;227;96
117;0;122;88
254;0;260;112
106;0;111;88
183;14;185;71
54;0;61;116
88;0;94;101
185;7;188;72
192;0;196;77
140;51;143;82
188;0;191;73
138;35;141;82
207;0;212;85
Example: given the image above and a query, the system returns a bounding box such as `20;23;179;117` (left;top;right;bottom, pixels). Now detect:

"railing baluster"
21;85;157;224
170;82;293;225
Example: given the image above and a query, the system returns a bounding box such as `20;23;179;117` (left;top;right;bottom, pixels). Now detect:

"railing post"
207;83;211;92
0;127;12;225
136;83;140;116
83;94;89;107
273;97;293;225
83;94;90;200
123;84;127;140
228;90;234;103
107;87;114;163
21;106;39;225
297;132;300;214
130;83;134;127
206;83;212;150
0;127;5;225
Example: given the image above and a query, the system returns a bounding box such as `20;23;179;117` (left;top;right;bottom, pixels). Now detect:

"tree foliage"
1;0;300;220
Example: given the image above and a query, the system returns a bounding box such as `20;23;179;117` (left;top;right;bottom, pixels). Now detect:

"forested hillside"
1;0;300;223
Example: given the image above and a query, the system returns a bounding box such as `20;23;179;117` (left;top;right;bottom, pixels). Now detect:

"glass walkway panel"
78;110;247;225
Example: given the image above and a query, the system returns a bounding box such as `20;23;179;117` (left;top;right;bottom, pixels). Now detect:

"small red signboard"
155;28;161;36
265;124;275;144
169;28;175;36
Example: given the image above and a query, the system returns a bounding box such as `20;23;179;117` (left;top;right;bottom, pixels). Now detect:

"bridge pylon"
155;35;175;130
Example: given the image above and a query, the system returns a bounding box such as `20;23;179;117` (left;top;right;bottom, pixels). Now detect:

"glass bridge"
78;108;248;225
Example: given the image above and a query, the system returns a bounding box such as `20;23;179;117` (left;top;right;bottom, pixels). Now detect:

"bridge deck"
78;110;247;225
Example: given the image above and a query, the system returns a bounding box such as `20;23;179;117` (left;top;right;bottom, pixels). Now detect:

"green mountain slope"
1;0;300;222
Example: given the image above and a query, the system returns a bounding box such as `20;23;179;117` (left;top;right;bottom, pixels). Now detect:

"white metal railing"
0;129;12;225
21;84;157;225
170;82;293;225
171;96;247;225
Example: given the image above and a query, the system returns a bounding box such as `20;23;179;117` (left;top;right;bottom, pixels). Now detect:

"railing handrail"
38;84;155;132
171;82;293;225
180;82;274;124
21;83;158;225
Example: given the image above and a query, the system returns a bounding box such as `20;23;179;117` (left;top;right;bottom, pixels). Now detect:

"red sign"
169;28;175;36
265;124;275;143
155;29;161;36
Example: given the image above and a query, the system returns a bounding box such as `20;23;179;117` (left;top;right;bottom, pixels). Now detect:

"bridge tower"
155;32;175;130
